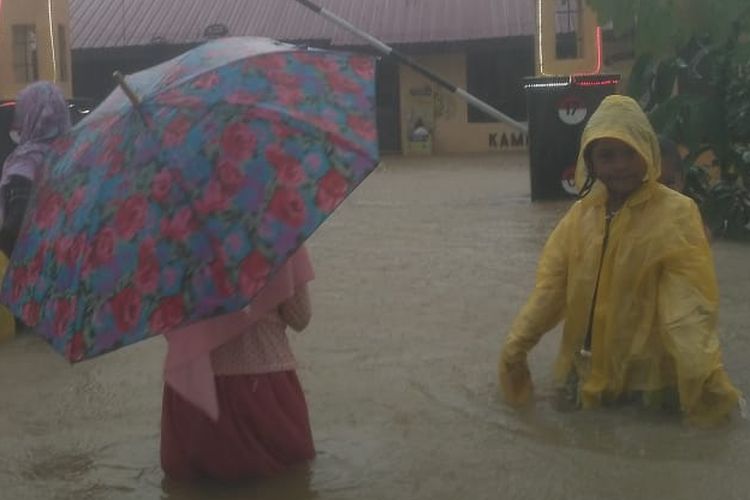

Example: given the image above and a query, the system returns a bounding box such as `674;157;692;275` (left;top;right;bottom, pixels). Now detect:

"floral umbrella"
1;37;378;362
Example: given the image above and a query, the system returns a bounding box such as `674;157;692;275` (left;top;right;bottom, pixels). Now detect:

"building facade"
0;0;73;100
66;0;612;155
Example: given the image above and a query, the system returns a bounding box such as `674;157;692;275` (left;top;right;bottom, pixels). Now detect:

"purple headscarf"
1;82;71;186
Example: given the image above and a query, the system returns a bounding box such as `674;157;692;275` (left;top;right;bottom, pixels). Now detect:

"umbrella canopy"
1;37;378;362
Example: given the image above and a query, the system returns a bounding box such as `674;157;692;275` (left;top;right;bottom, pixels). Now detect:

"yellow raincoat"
499;95;740;425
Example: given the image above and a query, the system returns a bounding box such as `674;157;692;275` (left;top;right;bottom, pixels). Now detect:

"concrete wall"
398;52;528;155
0;0;72;100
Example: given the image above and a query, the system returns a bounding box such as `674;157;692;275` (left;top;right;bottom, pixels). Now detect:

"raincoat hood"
575;95;662;196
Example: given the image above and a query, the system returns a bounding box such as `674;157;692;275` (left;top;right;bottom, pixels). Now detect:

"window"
555;0;582;60
466;41;535;123
58;25;69;81
12;25;39;84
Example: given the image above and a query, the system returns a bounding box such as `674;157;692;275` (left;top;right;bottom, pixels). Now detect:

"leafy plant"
587;0;750;239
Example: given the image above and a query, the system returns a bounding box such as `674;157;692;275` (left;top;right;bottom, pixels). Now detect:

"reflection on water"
0;155;747;500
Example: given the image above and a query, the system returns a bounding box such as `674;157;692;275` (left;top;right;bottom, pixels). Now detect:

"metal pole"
292;0;528;132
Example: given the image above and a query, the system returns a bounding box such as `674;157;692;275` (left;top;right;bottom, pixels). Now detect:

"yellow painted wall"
0;0;72;100
536;1;600;76
399;53;528;155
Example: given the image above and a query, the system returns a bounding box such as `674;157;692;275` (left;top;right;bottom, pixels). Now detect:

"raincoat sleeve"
658;201;740;425
499;208;572;403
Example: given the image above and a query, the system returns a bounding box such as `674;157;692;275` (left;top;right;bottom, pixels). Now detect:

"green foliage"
587;0;750;239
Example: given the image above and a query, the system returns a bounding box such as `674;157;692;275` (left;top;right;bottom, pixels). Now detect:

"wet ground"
0;153;748;500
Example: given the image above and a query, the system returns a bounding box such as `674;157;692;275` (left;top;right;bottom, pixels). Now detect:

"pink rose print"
22;300;41;326
350;57;374;80
136;239;159;294
239;251;271;297
102;148;125;177
210;258;234;298
163;115;193;148
269;72;300;88
220;122;257;161
54;236;73;265
268;187;307;227
111;286;142;332
34;190;63;229
266;145;306;186
152;170;172;203
115;195;149;240
327;72;359;93
347;115;377;142
66;187;86;216
54;297;76;337
275;85;303;106
105;132;124;152
88;227;116;268
196;180;229;215
271;120;294;140
27;245;46;282
216;158;245;192
149;295;186;333
315;169;349;213
161;207;197;241
66;235;87;268
309;56;340;73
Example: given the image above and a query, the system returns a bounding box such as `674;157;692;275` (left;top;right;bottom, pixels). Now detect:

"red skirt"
160;371;315;481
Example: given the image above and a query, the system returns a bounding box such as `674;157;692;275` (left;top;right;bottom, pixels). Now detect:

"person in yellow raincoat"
499;95;740;426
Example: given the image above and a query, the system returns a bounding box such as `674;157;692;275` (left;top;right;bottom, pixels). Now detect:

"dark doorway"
375;59;401;153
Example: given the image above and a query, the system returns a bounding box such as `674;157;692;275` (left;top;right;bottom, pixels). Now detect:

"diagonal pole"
292;0;528;132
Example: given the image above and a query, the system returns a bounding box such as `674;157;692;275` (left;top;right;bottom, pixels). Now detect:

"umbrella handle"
113;71;149;125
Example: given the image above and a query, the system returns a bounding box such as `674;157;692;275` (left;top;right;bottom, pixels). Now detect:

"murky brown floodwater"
1;153;748;500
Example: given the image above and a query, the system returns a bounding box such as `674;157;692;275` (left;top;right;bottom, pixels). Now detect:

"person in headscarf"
160;246;316;481
0;81;71;256
0;82;70;342
498;95;740;426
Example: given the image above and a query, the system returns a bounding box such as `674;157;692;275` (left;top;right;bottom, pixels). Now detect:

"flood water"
1;154;748;500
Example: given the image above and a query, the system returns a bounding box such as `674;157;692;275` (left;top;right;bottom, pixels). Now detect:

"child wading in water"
161;246;316;481
499;95;740;425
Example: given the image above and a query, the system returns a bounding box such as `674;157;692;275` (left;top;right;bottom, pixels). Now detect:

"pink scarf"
163;246;314;420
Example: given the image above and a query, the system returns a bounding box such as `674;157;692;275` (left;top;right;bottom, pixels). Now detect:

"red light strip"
572;27;604;76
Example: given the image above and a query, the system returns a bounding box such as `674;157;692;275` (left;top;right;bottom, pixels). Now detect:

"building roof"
71;0;535;50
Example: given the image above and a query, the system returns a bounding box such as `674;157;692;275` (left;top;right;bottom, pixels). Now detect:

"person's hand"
499;350;533;406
